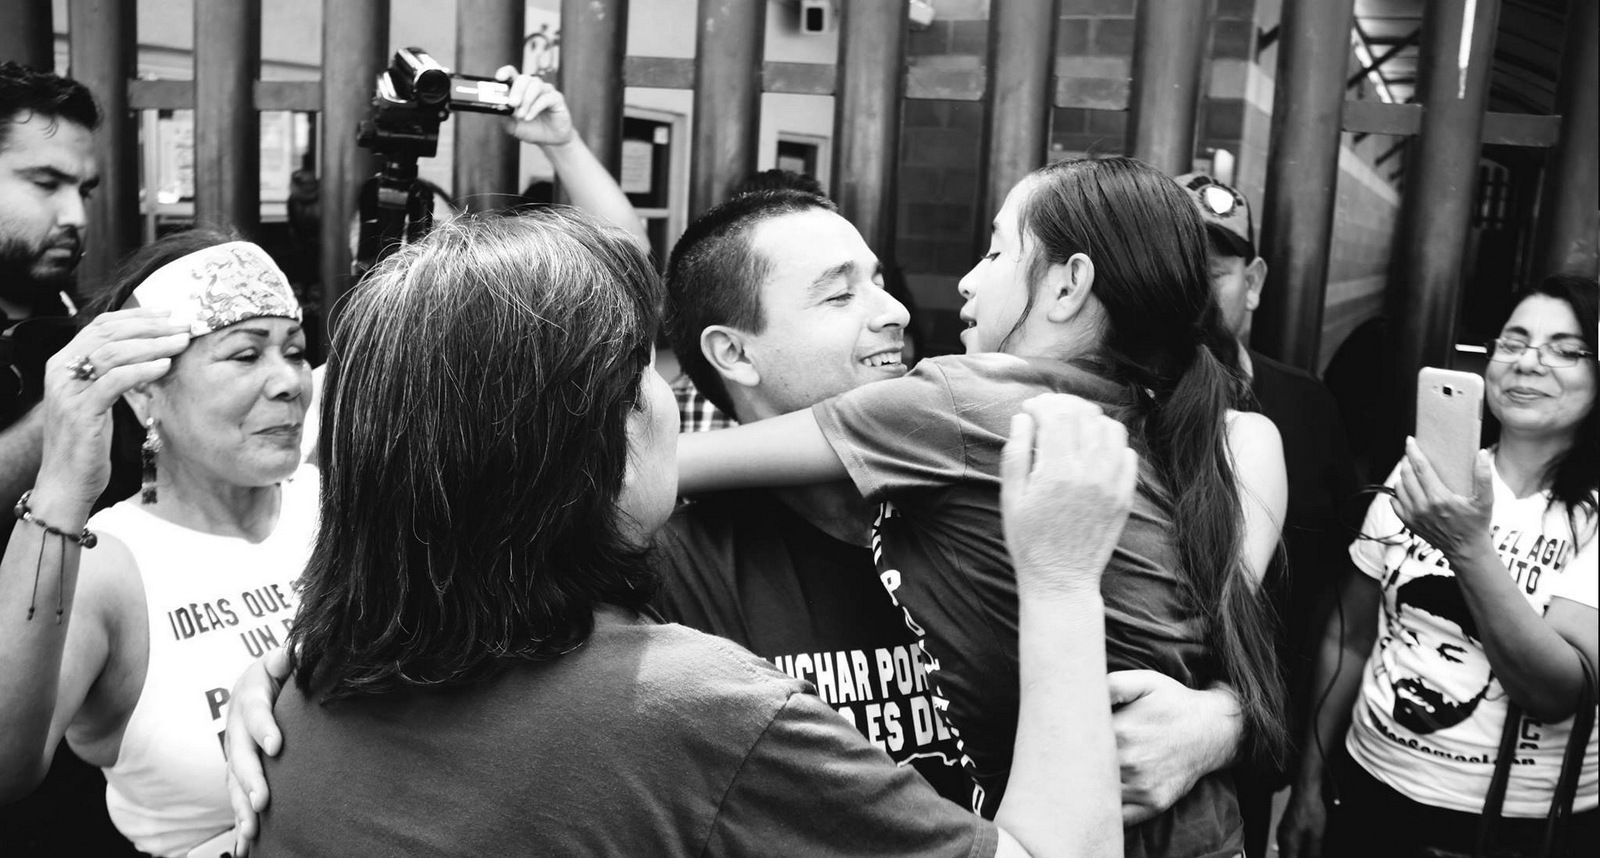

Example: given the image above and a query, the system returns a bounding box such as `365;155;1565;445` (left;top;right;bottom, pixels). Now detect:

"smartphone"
1415;367;1484;496
185;828;235;858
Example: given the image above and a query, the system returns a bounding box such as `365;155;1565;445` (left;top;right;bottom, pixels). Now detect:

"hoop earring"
141;418;162;504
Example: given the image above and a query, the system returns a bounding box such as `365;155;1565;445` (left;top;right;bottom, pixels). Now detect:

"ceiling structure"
1351;0;1570;114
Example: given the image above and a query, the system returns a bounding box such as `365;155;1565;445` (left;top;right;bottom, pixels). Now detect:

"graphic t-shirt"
813;353;1243;858
90;468;318;857
1347;461;1599;816
652;488;970;803
256;609;999;857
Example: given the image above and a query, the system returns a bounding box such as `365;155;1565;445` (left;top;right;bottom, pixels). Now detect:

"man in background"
1177;172;1363;858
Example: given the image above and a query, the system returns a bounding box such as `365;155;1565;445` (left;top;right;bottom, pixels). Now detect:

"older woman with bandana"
0;232;315;857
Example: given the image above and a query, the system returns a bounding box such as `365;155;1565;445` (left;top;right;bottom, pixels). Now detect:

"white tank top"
91;467;318;857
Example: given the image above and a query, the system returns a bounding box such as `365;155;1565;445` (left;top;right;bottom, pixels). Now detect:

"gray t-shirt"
255;608;997;857
813;353;1242;857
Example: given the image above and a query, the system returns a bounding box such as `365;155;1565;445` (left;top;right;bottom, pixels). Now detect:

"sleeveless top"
91;467;318;857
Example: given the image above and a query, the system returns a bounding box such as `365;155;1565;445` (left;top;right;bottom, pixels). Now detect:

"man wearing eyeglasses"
1177;172;1364;858
0;63;101;515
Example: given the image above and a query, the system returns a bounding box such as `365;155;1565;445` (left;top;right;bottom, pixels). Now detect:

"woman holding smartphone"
1278;275;1599;857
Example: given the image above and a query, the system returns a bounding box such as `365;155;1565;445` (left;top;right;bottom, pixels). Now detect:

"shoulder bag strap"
1540;646;1597;858
1474;694;1522;857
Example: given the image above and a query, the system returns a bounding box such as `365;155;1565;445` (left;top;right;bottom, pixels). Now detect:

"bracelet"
14;490;98;548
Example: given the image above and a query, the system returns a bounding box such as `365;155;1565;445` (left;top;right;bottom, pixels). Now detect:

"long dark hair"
1489;274;1599;542
289;210;662;701
1017;156;1287;764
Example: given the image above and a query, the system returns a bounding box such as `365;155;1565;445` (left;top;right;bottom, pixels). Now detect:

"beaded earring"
141;418;162;503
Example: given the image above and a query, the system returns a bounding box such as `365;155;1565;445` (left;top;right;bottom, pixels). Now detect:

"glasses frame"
1486;337;1598;369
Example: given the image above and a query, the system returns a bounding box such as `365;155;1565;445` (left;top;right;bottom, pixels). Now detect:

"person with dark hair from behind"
1279;275;1598;857
233;209;1129;856
676;157;1291;856
1174;172;1362;858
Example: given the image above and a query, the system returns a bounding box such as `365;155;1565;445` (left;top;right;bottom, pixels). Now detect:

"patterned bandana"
130;242;300;337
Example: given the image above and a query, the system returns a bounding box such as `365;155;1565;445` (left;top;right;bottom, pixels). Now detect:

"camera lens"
413;68;451;106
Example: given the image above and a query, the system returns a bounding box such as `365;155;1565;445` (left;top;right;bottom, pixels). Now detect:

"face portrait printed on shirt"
1384;573;1491;734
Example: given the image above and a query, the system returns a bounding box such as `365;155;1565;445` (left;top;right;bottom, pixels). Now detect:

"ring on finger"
66;354;97;382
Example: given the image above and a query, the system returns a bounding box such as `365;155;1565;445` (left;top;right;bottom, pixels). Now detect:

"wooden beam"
1254;0;1358;371
1128;0;1208;174
318;0;389;344
559;0;629;179
832;0;906;264
689;0;765;219
1390;0;1501;434
624;56;696;89
66;0;138;290
1532;0;1598;278
977;0;1057;252
128;79;194;110
194;0;262;232
454;0;524;212
763;61;836;95
1341;100;1423;136
254;81;322;112
0;0;54;71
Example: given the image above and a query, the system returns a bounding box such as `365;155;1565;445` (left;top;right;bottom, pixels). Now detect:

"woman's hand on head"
1001;393;1138;599
1394;439;1495;562
34;310;189;510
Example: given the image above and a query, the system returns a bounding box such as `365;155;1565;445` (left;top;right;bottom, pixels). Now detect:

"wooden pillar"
319;0;389;339
1532;0;1598;279
1391;0;1499;422
976;0;1056;251
1127;0;1209;174
194;0;261;232
1252;0;1357;370
67;0;138;289
690;0;765;219
832;0;907;262
454;0;524;211
0;0;53;71
559;0;629;176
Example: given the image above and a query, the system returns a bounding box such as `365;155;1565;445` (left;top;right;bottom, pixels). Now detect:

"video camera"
357;47;515;161
354;47;516;276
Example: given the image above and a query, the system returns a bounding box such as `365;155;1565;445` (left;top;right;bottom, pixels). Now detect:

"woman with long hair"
673;156;1290;855
1278;275;1598;857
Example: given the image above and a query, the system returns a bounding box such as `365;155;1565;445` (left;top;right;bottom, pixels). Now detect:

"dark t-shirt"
256;610;998;857
1248;350;1361;736
814;353;1243;857
652;488;971;804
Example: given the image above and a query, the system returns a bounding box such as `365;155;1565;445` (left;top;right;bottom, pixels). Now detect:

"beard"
1392;676;1484;734
0;230;81;310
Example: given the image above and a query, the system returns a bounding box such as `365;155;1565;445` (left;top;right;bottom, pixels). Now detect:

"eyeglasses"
1487;337;1598;368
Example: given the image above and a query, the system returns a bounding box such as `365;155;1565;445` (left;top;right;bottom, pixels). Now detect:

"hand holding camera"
495;66;577;149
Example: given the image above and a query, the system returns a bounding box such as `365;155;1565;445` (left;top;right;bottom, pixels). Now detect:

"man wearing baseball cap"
1176;172;1363;858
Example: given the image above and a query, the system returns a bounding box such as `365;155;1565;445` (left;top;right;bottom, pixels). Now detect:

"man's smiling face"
737;209;910;419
